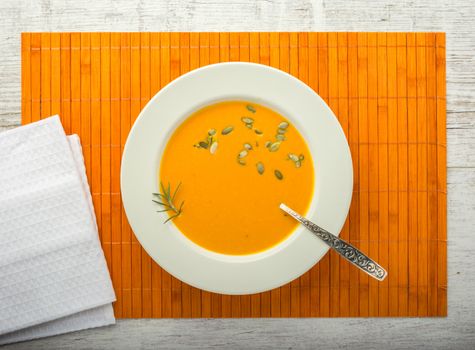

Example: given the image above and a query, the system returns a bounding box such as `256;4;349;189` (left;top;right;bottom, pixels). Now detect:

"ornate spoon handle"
280;203;387;281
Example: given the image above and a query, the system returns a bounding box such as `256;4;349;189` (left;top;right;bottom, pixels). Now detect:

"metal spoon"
280;203;387;281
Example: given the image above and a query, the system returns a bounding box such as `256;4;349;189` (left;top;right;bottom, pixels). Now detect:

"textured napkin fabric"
0;116;116;344
0;304;114;345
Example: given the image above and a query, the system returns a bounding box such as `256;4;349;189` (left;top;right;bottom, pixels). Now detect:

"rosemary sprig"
152;182;184;223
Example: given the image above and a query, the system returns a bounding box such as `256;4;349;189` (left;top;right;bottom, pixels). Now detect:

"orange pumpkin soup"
159;101;314;255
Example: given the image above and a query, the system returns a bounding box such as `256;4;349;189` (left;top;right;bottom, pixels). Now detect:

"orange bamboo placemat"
21;32;447;317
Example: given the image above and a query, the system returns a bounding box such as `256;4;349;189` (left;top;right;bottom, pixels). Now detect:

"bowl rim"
121;62;353;294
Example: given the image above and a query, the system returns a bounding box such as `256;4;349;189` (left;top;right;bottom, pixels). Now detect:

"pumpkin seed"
246;104;256;113
241;117;254;124
254;129;263;135
221;126;234;135
278;121;289;130
288;153;299;162
209;142;218;154
276;134;286;141
245;123;253;129
208;128;216;136
295;161;301;168
256;162;265;175
244;143;253;150
198;141;209;149
269;142;281;152
237;158;246;166
274;170;283;180
238;150;248;158
299;154;305;160
277;128;286;135
265;141;272;148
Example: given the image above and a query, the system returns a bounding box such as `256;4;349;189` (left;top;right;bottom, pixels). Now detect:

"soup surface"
159;101;314;255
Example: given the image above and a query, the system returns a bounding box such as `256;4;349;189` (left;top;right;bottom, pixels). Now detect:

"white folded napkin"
0;116;116;344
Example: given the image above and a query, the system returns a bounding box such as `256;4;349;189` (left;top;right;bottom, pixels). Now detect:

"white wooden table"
1;1;474;349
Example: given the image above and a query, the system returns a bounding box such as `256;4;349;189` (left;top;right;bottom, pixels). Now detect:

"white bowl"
121;62;353;295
